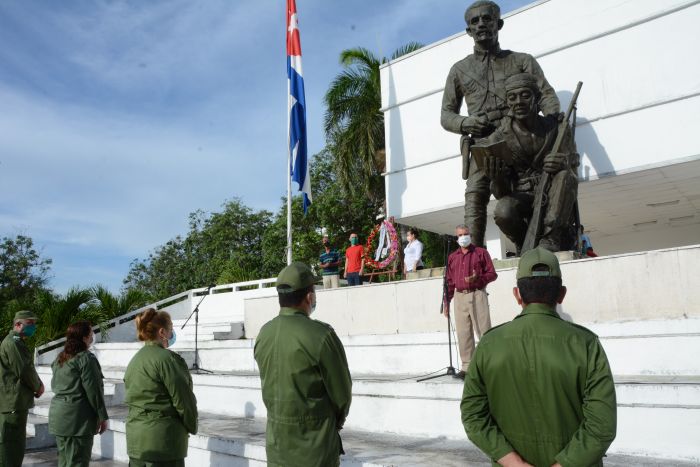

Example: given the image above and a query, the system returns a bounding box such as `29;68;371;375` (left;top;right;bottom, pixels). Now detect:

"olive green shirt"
124;342;198;461
0;330;42;412
49;350;109;436
461;303;617;467
254;307;352;467
441;45;560;134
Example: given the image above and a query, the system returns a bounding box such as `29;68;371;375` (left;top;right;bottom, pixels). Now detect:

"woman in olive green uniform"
48;321;109;467
124;308;198;467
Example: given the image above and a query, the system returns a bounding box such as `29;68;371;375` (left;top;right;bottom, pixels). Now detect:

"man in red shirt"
343;233;364;286
443;224;497;379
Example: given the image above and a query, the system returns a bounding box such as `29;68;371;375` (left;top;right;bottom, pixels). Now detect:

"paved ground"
25;406;698;466
23;448;126;466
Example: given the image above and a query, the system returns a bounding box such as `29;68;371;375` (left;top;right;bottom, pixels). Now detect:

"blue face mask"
22;324;37;337
167;330;177;348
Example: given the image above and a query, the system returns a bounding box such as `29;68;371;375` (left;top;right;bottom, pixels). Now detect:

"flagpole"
286;78;293;265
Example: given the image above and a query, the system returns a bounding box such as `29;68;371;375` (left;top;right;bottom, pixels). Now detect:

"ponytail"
135;308;172;342
57;321;92;366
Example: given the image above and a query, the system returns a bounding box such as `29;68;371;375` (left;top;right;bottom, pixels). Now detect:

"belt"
458;287;483;294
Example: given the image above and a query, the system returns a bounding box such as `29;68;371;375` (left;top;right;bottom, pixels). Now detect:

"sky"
0;0;530;294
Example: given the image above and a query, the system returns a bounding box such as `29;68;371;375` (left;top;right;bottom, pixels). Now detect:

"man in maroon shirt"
443;224;498;379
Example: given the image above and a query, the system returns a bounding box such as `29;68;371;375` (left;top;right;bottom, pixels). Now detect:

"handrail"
35;277;277;356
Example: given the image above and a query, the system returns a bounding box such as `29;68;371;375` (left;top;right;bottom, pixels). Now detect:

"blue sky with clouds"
0;0;529;294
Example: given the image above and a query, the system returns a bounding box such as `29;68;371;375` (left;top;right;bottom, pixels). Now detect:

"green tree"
323;43;423;200
0;234;52;310
123;199;275;300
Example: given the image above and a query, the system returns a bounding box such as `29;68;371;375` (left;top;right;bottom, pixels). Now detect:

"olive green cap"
276;262;318;293
14;310;39;321
516;247;562;279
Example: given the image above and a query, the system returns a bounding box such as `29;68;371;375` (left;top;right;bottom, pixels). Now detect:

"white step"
35;365;126;407
89;342;195;369
172;320;245;340
89;405;697;466
72;365;700;462
187;327;700;377
26;413;55;450
48;320;700;377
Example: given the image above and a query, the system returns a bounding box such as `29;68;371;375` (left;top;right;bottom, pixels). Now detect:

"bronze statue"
482;73;579;253
440;0;560;248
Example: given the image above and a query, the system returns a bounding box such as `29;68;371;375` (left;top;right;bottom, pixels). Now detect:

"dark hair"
408;228;419;237
57;321;92;366
135;308;172;342
517;276;563;307
278;285;314;307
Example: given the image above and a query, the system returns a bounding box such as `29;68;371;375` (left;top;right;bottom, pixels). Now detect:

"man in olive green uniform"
255;262;352;467
461;248;617;466
0;310;44;467
441;0;560;248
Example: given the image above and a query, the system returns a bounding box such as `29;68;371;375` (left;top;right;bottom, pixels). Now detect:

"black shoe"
454;370;466;380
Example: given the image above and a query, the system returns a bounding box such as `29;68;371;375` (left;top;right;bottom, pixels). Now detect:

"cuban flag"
287;0;311;213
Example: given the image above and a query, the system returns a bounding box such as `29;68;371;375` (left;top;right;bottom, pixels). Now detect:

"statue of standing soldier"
484;73;579;253
441;0;560;248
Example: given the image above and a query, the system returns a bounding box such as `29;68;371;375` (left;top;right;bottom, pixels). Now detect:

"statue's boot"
464;170;491;247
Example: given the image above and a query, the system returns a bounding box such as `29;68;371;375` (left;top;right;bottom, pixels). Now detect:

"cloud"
0;0;529;293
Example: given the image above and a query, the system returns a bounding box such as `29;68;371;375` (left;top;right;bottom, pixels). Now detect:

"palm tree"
90;285;149;320
31;287;105;347
324;43;423;200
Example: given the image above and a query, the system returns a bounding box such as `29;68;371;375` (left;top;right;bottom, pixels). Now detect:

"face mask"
167;330;177;348
22;324;37;337
457;235;472;248
350;237;358;245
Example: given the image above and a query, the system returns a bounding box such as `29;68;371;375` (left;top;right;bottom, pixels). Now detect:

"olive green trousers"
129;459;185;467
56;434;93;467
0;410;28;467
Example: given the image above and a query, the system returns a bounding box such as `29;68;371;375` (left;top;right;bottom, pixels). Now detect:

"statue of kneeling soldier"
481;73;579;253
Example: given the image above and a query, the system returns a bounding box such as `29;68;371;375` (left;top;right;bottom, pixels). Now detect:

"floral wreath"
364;220;399;269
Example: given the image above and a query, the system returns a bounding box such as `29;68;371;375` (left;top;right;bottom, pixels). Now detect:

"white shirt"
403;239;424;272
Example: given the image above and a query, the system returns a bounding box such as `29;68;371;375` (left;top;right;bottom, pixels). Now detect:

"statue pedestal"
408;251;580;279
493;250;580;270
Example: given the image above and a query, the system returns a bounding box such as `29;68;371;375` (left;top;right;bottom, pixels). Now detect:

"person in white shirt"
403;228;424;275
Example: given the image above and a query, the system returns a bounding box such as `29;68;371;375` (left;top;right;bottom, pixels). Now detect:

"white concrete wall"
244;245;700;338
381;0;700;253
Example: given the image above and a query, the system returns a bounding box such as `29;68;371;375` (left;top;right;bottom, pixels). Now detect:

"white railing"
35;277;277;359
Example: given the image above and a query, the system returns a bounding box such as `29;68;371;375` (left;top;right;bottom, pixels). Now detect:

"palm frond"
390;42;424;61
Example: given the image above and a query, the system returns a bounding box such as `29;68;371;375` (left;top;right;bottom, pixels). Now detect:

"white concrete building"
381;0;700;259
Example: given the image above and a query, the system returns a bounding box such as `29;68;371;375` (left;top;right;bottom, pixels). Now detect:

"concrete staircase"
28;248;700;465
29;316;700;466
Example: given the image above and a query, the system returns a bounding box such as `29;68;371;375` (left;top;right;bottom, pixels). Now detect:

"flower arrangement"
364;220;399;269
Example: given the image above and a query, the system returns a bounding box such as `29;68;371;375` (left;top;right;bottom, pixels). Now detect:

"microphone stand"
181;285;214;374
418;236;457;382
